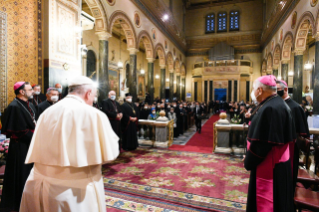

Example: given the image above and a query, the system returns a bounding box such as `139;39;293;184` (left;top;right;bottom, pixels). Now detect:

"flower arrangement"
305;105;313;112
0;139;10;163
231;114;242;124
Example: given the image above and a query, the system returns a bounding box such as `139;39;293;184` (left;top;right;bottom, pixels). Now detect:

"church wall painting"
0;0;41;105
291;11;297;29
109;69;119;96
311;0;318;7
107;0;116;6
134;12;141;28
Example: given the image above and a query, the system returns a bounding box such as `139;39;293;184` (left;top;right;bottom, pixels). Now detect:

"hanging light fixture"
118;36;123;68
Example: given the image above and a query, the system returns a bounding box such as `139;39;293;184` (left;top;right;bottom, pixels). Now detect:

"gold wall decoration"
0;0;41;105
291;11;297;29
0;11;7;112
310;0;318;7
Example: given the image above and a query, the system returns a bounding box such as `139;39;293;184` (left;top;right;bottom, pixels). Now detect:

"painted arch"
108;11;137;49
174;58;180;73
137;30;154;60
154;43;166;67
267;53;273;72
273;44;281;68
83;0;108;32
294;11;316;51
166;52;174;72
180;63;186;76
281;31;293;61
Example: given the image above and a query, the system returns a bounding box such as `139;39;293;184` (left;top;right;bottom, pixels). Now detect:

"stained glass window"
218;12;227;32
230;11;239;31
206;14;215;33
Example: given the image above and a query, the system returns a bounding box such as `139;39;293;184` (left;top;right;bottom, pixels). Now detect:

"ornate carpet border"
105;190;207;212
137;148;242;161
104;178;246;211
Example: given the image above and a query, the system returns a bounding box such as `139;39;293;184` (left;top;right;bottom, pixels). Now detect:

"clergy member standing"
276;80;310;195
30;84;46;106
102;90;123;147
244;75;296;212
36;87;59;118
121;93;139;151
0;82;37;211
55;83;63;100
20;76;119;212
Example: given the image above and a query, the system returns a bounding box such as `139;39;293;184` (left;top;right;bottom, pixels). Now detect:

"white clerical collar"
284;96;290;101
66;94;85;104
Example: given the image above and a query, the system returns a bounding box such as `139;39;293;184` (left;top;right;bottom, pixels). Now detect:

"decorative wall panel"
0;0;41;105
0;11;7;112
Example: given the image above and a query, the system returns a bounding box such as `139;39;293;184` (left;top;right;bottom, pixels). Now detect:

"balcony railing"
193;60;252;69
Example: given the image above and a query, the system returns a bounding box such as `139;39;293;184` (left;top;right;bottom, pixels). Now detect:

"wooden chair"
298;138;312;170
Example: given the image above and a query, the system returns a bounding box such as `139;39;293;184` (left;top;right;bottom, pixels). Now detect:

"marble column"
176;75;181;100
147;59;155;103
293;50;304;104
169;73;174;101
273;69;278;77
96;32;112;101
182;77;186;100
160;66;166;99
128;49;138;101
281;61;289;83
313;39;319;114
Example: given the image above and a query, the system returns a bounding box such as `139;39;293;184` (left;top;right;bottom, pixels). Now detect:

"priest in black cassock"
276;80;310;195
0;82;37;211
102;91;122;146
30;84;46;107
120;93;139;151
36;87;59;118
244;75;296;212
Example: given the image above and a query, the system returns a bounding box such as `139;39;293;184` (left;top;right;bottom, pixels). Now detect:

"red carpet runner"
169;114;220;153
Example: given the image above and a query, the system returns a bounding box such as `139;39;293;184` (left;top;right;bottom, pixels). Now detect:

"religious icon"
279;29;283;42
134;12;141;27
173;48;176;56
180;54;182;61
291;11;297;29
265;49;268;58
107;0;116;5
271;40;274;51
165;40;168;50
152;28;156;40
311;0;318;7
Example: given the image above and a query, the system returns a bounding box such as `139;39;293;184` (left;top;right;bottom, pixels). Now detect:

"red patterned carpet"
103;148;249;212
169;114;220;153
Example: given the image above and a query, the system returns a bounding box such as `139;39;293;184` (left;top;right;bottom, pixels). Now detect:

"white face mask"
251;90;260;104
57;88;62;93
127;98;132;103
110;95;116;100
152;112;155;114
51;95;59;102
34;91;40;95
94;97;98;103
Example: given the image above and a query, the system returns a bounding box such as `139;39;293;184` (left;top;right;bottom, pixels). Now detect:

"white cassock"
20;95;119;212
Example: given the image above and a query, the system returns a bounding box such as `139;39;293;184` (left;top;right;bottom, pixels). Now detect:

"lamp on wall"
140;52;145;74
288;71;294;76
118;36;123;68
166;78;169;82
155;74;160;79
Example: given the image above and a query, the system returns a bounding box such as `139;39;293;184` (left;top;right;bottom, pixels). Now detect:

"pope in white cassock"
20;76;119;212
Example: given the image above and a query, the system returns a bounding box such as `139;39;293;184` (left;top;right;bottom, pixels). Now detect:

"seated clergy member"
276;80;310;196
30;84;46;106
244;75;296;212
36;87;59;118
20;76;119;212
0;82;37;211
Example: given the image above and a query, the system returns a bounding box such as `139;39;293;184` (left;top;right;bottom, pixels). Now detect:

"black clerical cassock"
244;95;296;212
121;100;139;151
285;97;310;195
37;100;53;119
30;93;46;106
102;98;122;137
0;98;37;211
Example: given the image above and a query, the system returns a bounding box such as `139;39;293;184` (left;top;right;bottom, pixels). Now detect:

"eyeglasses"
24;89;33;91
